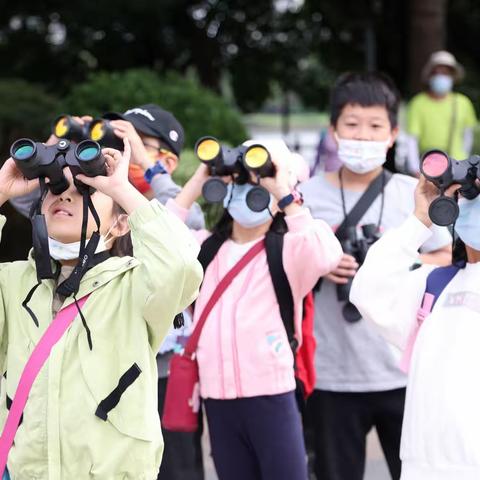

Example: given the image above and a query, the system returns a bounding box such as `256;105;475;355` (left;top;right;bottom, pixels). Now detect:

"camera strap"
336;168;392;240
56;190;102;299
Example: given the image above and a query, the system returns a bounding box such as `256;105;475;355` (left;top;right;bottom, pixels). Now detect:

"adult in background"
407;51;477;174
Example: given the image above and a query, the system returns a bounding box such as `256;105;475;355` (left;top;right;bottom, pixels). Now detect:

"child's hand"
76;138;132;199
259;154;291;201
0;158;39;204
414;175;459;227
325;253;359;284
174;164;211;210
109;120;151;169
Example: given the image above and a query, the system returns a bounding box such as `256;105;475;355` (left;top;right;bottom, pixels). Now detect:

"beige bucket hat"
421;50;465;82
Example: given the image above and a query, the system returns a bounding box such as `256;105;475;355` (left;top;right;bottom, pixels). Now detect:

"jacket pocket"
78;336;156;442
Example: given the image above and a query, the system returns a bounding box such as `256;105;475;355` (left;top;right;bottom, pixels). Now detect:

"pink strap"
399;293;435;373
0;296;89;475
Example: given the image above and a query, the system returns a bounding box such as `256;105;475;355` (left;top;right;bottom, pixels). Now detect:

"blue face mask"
455;196;480;250
223;183;273;229
429;74;453;96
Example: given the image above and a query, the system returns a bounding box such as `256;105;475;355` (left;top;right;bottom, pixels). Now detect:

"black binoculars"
10;138;106;195
337;224;381;323
195;137;275;212
420;149;480;226
53;115;91;143
53;115;124;151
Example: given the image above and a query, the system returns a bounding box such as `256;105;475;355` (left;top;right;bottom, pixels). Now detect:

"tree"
408;0;447;93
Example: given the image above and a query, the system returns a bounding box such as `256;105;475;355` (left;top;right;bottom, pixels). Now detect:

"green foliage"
0;79;60;159
62;69;248;148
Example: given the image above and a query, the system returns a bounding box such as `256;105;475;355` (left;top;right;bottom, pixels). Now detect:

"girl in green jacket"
0;139;202;479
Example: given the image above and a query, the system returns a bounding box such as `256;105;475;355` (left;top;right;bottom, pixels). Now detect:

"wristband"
278;190;303;210
144;161;167;184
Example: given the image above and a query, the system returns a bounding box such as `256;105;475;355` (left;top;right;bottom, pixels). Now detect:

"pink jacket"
167;199;342;399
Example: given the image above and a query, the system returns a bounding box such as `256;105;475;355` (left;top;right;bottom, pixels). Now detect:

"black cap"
103;104;184;156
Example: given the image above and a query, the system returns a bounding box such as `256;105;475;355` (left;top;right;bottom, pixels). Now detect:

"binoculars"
337;224;381;323
420;149;480;226
10;138;106;195
53;115;124;151
195;137;275;212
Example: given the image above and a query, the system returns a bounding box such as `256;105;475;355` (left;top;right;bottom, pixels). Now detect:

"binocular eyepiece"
420;149;480;226
195;136;275;212
11;138;106;195
52;115;124;151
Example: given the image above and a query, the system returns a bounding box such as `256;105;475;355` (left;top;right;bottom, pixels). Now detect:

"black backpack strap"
335;169;393;240
198;233;228;273
265;217;297;352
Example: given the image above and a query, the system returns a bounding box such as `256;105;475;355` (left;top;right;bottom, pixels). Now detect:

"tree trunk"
408;0;447;94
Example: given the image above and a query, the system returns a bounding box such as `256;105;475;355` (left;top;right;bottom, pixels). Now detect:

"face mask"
129;164;151;194
223;183;272;229
454;196;480;251
429;74;453;96
336;135;390;174
48;222;117;260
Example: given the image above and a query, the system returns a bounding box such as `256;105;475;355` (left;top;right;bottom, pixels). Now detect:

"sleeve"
420;224;452;253
150;174;206;230
166;198;211;245
350;215;436;351
407;96;422;139
462;97;477;128
128;199;204;351
8;189;41;219
282;209;343;300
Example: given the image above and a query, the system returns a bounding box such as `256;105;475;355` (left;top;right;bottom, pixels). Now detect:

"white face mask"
336;134;390;174
48;223;117;261
429;74;453;96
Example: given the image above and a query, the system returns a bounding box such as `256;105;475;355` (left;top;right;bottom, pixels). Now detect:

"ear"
328;125;338;147
389;126;400;148
161;154;179;174
110;213;130;238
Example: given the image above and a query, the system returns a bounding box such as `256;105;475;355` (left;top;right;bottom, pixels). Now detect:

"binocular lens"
54;117;69;138
244;146;269;169
196;138;220;162
14;144;35;160
78;146;100;161
90;122;105;142
12;140;36;161
422;152;449;178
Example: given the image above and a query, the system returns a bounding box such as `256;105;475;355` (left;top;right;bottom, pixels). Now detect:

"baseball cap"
103;104;185;155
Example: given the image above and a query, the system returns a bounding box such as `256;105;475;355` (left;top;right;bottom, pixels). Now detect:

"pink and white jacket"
167;199;342;399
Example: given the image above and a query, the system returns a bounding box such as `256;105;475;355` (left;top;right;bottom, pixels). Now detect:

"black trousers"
157;377;204;480
307;388;405;480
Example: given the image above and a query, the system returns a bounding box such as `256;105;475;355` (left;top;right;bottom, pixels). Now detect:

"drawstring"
74;295;93;351
21;282;42;328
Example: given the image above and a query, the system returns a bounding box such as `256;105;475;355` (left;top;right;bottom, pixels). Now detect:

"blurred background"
0;0;478;261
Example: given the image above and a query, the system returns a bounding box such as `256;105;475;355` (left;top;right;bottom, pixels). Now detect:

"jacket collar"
26;249;139;299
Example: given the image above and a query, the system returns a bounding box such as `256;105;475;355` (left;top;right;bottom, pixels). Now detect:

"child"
0;139;202;478
167;141;342;480
298;72;452;480
351;178;480;480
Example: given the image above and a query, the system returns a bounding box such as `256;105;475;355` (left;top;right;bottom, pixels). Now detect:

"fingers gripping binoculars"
420;150;480;226
10;138;106;195
195;137;275;212
53;115;124;151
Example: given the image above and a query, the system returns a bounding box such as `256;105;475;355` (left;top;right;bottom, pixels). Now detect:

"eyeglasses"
142;142;173;156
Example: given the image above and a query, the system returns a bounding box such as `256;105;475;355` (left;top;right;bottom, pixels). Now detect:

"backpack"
198;212;317;399
400;265;460;373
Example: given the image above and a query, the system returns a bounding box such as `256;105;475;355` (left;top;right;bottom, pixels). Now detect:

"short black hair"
330;72;400;128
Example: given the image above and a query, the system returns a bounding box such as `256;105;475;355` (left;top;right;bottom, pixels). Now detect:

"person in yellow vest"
407;51;477;173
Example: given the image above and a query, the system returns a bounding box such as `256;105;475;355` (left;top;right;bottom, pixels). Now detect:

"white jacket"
351;215;480;480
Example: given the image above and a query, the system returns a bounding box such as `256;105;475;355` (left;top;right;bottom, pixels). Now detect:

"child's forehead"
339;103;390;120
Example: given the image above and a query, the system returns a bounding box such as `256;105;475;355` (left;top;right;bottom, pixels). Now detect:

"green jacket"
0;199;202;479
